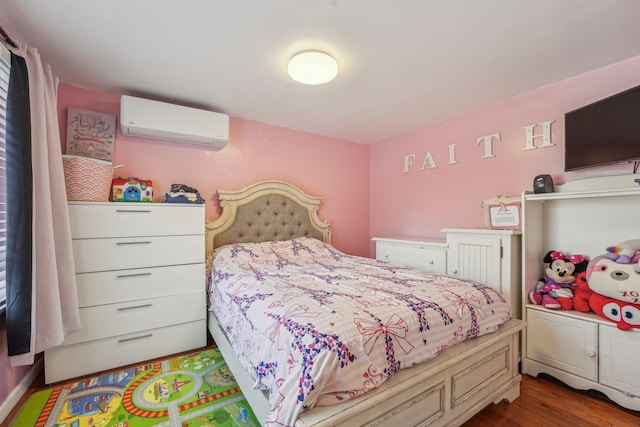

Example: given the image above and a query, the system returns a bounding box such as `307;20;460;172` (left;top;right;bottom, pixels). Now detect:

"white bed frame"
205;180;525;426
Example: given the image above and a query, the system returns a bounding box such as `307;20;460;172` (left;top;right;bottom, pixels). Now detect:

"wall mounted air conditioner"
120;95;229;149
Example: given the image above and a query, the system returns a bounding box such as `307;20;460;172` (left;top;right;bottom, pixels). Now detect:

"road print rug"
11;348;259;427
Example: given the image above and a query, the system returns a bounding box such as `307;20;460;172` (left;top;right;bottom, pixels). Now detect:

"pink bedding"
206;238;512;427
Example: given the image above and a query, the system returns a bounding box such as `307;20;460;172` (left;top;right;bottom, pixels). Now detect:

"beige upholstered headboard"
205;180;331;255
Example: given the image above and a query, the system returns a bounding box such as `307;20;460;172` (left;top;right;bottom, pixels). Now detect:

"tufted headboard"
205;180;331;255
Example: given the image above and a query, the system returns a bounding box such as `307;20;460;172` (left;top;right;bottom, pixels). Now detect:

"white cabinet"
373;229;521;318
45;202;207;383
522;177;640;410
525;308;598;381
444;228;521;316
599;324;640;397
372;237;447;274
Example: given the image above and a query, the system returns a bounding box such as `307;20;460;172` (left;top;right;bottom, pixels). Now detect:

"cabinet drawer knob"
584;347;597;358
428;260;434;265
452;268;458;274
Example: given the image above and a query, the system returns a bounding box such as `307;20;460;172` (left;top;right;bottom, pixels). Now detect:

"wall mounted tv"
565;84;640;171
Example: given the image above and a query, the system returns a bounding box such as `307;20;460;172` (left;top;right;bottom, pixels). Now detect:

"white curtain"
8;42;80;366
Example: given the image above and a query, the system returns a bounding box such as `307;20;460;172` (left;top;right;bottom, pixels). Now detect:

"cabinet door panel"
447;235;500;286
526;308;597;381
599;324;640;395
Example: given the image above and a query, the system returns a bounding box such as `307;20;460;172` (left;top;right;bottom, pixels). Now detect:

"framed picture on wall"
66;107;116;162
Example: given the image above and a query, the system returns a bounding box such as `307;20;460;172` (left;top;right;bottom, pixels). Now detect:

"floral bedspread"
206;238;512;427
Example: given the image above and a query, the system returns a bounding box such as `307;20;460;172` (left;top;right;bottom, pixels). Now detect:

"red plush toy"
570;271;592;312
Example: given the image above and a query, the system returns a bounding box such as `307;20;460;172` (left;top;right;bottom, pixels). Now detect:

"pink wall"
0;319;33;419
57;84;371;257
370;55;640;247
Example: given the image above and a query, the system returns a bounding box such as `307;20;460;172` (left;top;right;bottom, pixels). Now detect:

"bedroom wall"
57;84;371;257
370;54;640;250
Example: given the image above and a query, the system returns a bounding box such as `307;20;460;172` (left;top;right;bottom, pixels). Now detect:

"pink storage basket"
62;155;116;202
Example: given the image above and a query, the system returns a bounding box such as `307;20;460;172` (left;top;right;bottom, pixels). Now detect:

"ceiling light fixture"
287;50;338;85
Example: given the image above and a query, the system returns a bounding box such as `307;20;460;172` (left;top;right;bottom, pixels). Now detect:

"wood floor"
463;374;640;427
3;364;640;426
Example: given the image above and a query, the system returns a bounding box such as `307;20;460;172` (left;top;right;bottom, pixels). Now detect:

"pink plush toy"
587;251;640;330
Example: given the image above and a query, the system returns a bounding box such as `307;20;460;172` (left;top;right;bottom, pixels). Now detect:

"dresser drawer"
76;263;204;307
68;202;204;238
376;240;447;274
62;292;205;345
45;320;206;383
73;235;203;273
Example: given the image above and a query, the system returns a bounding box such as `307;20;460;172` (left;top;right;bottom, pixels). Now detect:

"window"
0;45;8;312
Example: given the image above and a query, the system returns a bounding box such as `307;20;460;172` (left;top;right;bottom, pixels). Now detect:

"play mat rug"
11;348;259;427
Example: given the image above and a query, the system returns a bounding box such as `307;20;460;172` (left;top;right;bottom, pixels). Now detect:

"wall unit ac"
120;95;229;148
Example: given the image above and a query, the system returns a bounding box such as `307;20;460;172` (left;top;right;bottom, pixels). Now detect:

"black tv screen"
564;84;640;171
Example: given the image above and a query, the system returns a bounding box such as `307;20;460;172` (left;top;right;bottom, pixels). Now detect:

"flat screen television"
564;84;640;171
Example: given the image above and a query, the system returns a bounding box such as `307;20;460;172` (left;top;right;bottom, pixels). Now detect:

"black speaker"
533;174;554;193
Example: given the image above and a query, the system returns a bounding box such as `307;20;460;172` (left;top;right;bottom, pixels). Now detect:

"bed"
205;179;525;427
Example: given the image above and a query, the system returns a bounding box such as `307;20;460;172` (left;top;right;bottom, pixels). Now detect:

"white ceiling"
2;0;640;144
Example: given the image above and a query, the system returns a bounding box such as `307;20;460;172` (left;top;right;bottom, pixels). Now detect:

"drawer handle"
428;260;434;265
116;241;152;245
118;334;152;343
115;209;152;213
116;272;152;279
117;303;152;311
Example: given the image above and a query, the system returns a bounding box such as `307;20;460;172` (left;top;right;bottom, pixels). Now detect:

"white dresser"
374;228;521;318
521;176;640;410
372;236;447;273
45;202;207;383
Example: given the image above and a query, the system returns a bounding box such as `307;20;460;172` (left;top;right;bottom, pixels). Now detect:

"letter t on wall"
476;133;500;159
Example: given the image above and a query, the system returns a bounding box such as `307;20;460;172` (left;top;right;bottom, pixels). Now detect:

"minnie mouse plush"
528;250;589;310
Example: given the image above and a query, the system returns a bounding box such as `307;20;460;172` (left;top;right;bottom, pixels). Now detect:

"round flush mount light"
287;50;338;85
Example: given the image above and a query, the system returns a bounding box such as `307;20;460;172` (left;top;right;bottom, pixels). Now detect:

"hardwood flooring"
463;374;640;427
4;363;640;426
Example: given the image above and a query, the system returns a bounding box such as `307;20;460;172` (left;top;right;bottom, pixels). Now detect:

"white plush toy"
606;239;640;272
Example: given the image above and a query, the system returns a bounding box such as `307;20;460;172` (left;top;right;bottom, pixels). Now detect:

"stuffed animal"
528;250;588;310
586;251;640;330
569;271;592;312
605;239;640;272
588;293;640;331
